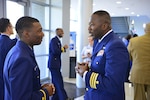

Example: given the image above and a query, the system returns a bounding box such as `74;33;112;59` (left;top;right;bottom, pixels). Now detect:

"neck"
20;38;33;49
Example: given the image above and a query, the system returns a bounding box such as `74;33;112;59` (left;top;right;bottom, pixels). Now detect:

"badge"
97;49;104;56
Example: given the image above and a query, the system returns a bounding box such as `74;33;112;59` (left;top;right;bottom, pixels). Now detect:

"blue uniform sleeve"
85;41;130;94
9;57;49;100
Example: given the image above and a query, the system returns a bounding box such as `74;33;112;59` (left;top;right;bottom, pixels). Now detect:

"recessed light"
116;1;122;4
131;12;135;14
125;8;129;10
93;3;96;6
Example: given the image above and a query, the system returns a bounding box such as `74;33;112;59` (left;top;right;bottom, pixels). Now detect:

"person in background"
81;35;93;66
75;10;130;100
48;28;70;100
122;34;132;47
133;33;138;37
0;18;17;100
3;16;55;100
128;23;150;100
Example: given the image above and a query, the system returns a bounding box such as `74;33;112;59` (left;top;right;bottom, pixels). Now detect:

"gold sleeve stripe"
40;89;46;100
89;72;99;89
93;74;99;88
89;73;93;88
61;47;65;52
91;73;96;88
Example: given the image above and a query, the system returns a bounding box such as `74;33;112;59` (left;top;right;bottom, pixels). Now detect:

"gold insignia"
89;72;99;89
97;50;104;56
61;47;65;52
40;89;46;100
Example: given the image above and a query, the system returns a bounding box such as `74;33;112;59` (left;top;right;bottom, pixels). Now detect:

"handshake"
41;83;55;96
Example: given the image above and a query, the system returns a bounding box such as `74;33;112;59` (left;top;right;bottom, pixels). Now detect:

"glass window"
34;0;49;4
51;0;62;7
51;7;62;31
31;1;50;79
31;3;49;30
35;56;49;79
6;0;24;38
34;31;49;55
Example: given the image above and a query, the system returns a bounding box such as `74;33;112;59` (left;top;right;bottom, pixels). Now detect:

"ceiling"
93;0;150;18
71;0;150;18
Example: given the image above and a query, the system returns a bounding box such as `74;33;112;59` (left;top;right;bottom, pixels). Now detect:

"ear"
102;23;109;30
22;30;30;39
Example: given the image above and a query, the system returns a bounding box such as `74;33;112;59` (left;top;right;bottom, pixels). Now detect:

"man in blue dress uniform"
3;16;55;100
48;28;68;100
0;18;17;100
75;10;130;100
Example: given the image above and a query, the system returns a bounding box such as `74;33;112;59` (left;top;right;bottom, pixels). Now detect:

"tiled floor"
42;77;134;100
63;77;134;100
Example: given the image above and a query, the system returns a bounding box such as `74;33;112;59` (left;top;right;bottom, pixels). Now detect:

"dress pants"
133;83;150;100
50;69;68;100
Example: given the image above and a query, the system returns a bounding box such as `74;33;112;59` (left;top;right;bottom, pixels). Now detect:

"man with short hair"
3;16;55;100
75;10;130;100
0;18;17;100
48;28;69;100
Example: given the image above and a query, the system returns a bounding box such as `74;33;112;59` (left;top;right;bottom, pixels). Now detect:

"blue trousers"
50;69;68;100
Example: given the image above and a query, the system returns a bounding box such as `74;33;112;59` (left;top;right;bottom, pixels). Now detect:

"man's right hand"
42;83;55;96
63;44;68;49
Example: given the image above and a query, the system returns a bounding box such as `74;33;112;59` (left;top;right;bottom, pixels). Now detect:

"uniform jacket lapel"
92;31;114;57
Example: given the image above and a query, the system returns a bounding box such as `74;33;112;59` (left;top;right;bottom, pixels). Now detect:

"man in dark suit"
48;28;68;100
0;18;17;100
3;16;55;100
75;10;130;100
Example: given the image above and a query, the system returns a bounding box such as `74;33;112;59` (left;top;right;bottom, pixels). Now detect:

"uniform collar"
56;35;61;41
98;29;113;43
1;33;10;37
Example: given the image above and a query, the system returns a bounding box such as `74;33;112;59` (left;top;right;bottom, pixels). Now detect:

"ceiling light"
116;1;122;4
125;8;129;10
131;12;135;14
137;14;140;17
